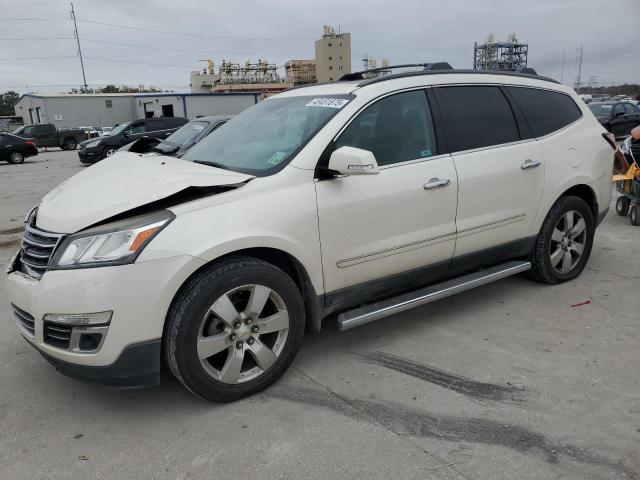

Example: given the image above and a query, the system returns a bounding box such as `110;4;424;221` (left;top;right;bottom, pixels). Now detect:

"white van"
6;65;614;402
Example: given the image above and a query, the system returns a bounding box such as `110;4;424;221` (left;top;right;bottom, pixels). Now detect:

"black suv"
78;117;188;164
588;101;640;138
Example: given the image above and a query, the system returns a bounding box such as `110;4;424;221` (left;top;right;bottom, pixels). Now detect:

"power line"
0;56;78;60
0;37;75;41
76;19;312;41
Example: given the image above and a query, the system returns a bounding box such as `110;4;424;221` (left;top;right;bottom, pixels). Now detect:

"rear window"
436;86;520;152
508;87;582;137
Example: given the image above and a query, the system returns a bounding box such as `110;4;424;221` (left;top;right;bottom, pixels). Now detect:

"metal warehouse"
14;92;260;129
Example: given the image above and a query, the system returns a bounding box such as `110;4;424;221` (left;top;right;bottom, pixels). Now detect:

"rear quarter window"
507;87;582;138
436;86;520;152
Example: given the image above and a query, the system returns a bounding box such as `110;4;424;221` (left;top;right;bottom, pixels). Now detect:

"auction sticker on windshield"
306;98;350;108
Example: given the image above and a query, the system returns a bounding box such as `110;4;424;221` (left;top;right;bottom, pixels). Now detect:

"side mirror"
614;111;625;118
328;146;380;176
123;131;130;137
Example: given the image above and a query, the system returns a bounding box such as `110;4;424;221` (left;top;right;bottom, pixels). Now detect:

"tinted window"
508;87;582;138
145;119;164;131
335;90;437;166
613;103;625;115
437;86;519;152
130;122;146;134
624;103;636;115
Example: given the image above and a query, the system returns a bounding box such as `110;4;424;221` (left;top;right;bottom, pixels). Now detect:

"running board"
337;260;531;331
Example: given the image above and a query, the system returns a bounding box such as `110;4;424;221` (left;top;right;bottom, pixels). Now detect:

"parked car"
98;126;113;136
79;126;100;139
12;123;89;150
0;132;38;163
119;116;231;156
7;66;614;402
588;101;640;138
78;117;188;164
0;116;24;133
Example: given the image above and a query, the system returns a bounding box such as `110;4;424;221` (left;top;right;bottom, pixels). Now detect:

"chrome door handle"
521;159;542;170
423;178;451;190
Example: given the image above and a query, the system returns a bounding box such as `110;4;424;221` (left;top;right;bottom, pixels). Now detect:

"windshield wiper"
192;160;230;170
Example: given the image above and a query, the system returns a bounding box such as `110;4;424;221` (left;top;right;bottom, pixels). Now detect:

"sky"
1;0;638;94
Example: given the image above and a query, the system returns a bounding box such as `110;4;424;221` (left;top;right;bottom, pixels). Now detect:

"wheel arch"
165;247;323;338
560;183;598;220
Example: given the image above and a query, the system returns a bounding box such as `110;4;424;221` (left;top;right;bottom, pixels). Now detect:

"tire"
529;195;595;284
63;138;77;150
7;151;24;164
630;205;640;226
105;148;117;157
616;196;630;216
165;256;305;402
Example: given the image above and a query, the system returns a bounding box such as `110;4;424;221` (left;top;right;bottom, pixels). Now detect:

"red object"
24;140;36;147
570;300;591;307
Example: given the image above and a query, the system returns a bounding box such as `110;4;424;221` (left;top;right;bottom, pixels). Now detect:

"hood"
37;152;253;233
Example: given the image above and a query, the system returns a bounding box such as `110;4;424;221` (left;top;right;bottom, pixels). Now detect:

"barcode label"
305;98;350;108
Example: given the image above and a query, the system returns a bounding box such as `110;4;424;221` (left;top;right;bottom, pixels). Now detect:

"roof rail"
339;62;453;81
355;68;559;87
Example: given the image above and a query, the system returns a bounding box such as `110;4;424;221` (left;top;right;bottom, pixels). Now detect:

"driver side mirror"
328;146;380;176
614;110;625;118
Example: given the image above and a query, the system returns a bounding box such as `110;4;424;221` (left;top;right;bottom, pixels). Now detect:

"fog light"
43;311;112;326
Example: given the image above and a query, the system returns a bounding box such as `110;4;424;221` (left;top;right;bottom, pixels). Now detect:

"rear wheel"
63;137;77;150
616;196;630;216
529;196;595;284
165;256;305;402
630;205;640;226
8;151;24;164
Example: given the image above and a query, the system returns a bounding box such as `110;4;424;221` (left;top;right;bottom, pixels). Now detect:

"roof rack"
339;62;453;81
354;67;559;87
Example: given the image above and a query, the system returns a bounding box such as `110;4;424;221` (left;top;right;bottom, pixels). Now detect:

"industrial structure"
314;26;351;82
473;34;528;71
190;59;292;95
14;92;259;128
284;60;317;86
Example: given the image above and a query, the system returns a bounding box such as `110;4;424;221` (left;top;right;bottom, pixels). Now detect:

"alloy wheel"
549;210;586;274
9;152;23;163
197;284;290;384
106;148;116;156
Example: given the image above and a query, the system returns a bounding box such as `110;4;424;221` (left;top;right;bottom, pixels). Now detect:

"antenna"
70;2;88;92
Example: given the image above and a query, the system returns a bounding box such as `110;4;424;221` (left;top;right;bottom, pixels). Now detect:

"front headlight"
620;137;631;155
84;139;102;148
50;210;174;269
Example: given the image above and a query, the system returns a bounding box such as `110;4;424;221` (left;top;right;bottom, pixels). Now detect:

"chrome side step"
337;260;531;331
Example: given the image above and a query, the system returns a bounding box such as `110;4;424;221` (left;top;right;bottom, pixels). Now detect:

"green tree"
0;91;20;116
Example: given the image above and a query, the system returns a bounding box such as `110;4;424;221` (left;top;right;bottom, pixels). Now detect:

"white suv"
6;65;614;402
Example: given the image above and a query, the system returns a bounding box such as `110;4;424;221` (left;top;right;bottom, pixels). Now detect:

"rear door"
38;124;58;147
434;85;545;264
316;89;458;302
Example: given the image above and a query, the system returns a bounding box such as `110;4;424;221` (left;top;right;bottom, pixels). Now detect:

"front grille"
19;220;64;280
43;321;72;349
12;304;35;339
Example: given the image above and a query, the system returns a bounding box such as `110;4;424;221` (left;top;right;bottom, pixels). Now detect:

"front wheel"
165;257;305;402
529;196;595;284
105;148;117;157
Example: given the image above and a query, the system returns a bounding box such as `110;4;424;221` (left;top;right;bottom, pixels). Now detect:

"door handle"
423;178;451;190
521;159;542;170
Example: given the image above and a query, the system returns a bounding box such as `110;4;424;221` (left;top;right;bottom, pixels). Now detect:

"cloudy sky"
1;0;638;94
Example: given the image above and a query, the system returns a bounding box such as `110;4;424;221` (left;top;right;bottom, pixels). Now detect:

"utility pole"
575;44;583;93
70;2;88;92
560;48;565;84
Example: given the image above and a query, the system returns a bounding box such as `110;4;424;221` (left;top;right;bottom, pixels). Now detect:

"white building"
14;92;260;129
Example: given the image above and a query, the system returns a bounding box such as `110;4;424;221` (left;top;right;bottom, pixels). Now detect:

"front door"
316;89;458;304
434;85;545;260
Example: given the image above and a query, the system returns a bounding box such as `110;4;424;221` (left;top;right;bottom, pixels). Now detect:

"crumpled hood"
37;152;253;233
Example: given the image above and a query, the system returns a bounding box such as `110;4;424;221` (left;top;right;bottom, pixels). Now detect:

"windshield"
12;126;25;134
589;104;613;117
107;122;131;136
182;95;352;175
